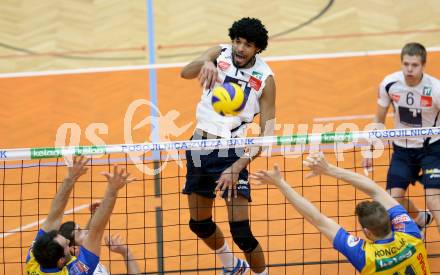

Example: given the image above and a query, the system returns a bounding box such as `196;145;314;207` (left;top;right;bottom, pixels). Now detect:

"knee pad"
230;220;259;253
189;217;216;239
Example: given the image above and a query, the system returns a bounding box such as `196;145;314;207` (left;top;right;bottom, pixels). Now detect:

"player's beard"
232;50;256;69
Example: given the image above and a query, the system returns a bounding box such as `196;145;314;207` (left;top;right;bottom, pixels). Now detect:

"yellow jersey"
362;231;430;274
25;230;99;275
333;205;430;274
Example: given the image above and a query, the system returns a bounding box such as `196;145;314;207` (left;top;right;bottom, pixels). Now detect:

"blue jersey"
26;229;99;275
333;205;430;274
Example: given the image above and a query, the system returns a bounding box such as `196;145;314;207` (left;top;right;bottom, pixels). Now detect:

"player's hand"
362;157;373;176
89;201;101;215
198;61;219;89
215;165;240;201
105;234;128;256
250;164;283;187
66;156;89;182
303;152;331;178
101;165;135;191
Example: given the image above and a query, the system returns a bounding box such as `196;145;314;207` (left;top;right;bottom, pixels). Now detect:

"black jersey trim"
385;81;398;94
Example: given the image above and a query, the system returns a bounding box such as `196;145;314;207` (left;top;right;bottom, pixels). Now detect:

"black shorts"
387;139;440;190
183;133;251;201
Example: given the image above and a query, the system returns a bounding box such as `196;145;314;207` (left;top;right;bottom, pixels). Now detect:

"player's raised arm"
105;234;141;275
41;156;89;232
181;46;222;89
82;165;135;256
304;153;399;210
251;164;341;242
84;201;101;230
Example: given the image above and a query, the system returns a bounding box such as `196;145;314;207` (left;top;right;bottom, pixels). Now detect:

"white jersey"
378;71;440;147
195;44;274;138
93;262;109;275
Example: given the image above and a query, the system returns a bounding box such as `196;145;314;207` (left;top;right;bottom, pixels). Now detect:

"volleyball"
211;82;246;116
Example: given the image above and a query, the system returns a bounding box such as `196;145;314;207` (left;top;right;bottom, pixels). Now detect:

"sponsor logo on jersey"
249;76;262;91
423;86;432;96
218;61;231;71
417;253;428;275
393;222;405;232
252;71;263;80
347;235;360;247
390;94;400;103
69;260;90;273
420;95;432;107
391;214;411;224
375;242;415;271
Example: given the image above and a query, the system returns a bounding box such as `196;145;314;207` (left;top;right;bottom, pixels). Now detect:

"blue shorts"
183;134;251;201
387;139;440;190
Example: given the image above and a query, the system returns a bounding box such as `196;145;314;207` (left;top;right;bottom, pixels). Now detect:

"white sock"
254;267;268;275
215;242;237;269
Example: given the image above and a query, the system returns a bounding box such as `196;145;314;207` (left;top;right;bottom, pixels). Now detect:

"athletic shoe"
221;258;249;275
417;210;434;230
417;210;434;239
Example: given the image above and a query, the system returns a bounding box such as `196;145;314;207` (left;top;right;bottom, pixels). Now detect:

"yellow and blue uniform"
25;229;99;275
333;205;431;274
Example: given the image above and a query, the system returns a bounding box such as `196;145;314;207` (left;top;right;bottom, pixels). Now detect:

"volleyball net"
1;127;440;274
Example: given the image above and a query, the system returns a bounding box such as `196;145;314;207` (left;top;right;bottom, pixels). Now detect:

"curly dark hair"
228;17;268;53
32;230;65;268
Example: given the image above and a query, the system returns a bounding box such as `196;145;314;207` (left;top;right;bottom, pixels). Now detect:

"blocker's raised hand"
101;165;135;191
250;164;283;187
66;155;89;182
302;152;331;178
